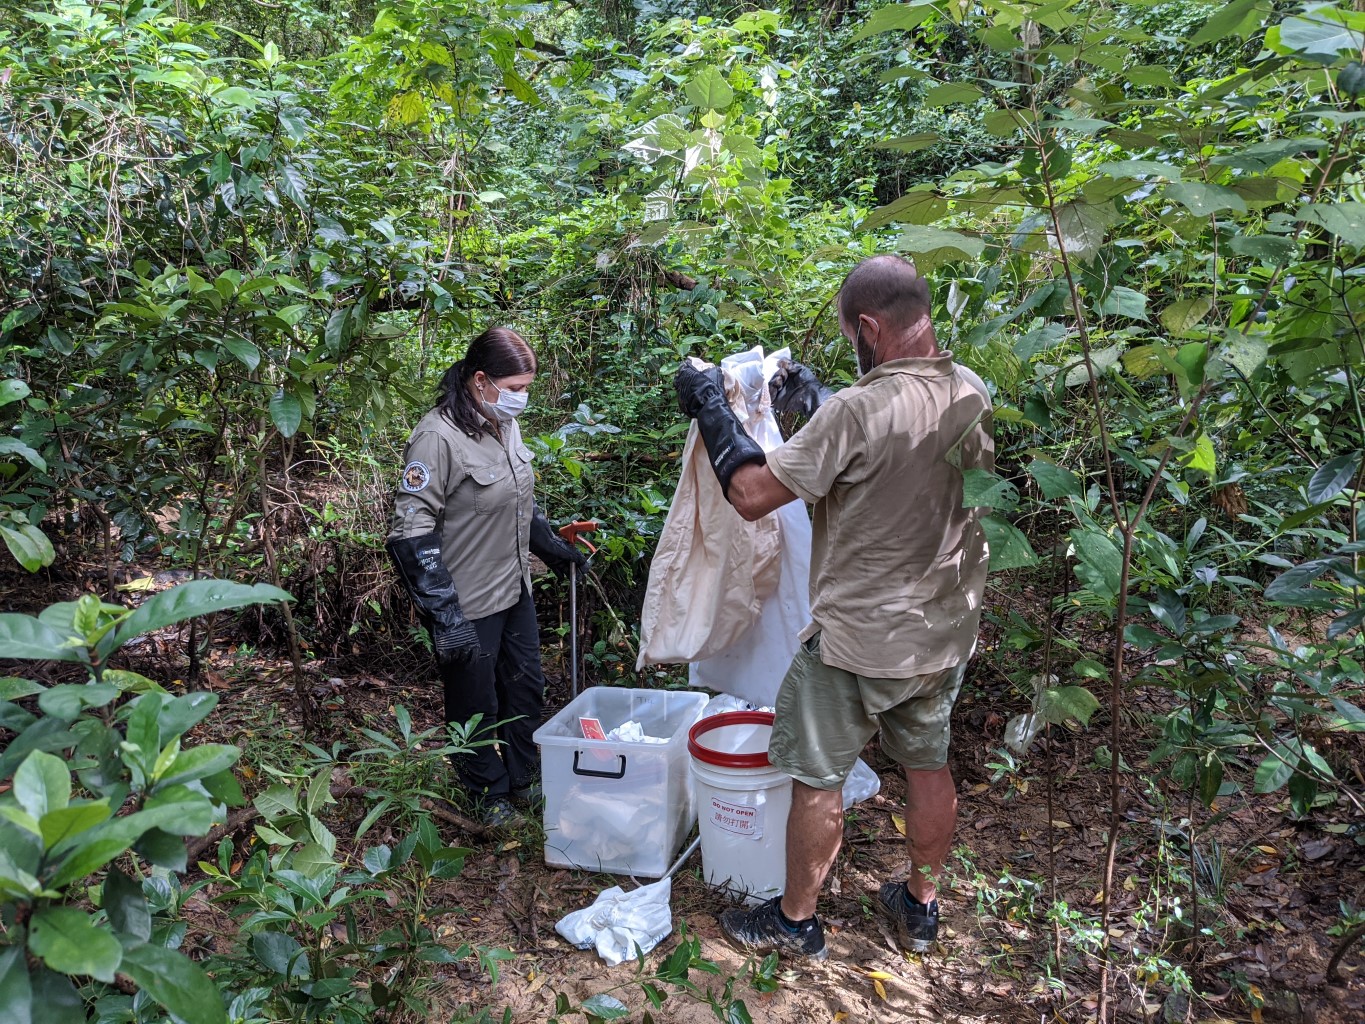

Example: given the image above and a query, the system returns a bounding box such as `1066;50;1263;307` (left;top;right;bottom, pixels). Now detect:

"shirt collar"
855;351;956;385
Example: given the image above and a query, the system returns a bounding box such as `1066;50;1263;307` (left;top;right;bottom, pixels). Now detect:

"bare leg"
903;764;957;903
779;781;845;920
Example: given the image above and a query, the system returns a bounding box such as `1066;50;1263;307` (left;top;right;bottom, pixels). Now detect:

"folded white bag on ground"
638;347;813;709
555;879;674;966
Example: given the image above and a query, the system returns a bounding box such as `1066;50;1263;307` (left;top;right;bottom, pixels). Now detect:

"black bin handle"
572;751;627;779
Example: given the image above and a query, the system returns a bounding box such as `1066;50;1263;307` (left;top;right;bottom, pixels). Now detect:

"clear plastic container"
533;687;708;877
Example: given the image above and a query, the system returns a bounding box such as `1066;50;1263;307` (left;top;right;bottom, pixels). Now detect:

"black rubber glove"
674;361;766;497
769;357;832;418
529;507;587;578
385;533;480;667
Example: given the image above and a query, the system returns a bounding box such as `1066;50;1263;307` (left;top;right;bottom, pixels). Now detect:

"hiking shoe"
511;781;543;810
877;881;939;953
719;896;828;961
477;796;519;829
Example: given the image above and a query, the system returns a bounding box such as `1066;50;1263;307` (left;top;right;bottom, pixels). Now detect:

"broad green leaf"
1094;159;1179;180
1095;288;1148;321
1072;529;1124;603
38;683;120;721
28;907;123;983
862;187;947;230
1160;297;1212;338
291;842;336;878
1014;323;1068;360
14;751;70;818
894;225;983;266
1215;332;1269;378
156;744;241;788
1166;182;1246;217
1265;557;1339;608
39;802;110;850
1027;460;1082;500
1180;433;1217;477
0;378;31;407
961;469;1019;511
0;436;47;471
1307;452;1361;503
981;514;1038;572
852;1;937;40
113;580;293;651
1043;685;1100;727
873;132;941;153
31;966;83;1024
1064;344;1122;386
1274;7;1365;59
252;930;309;978
1253;748;1294;793
0;614;86;663
923;82;982;106
0;523;56;572
269;388;303;437
119;943;228;1024
213;86;257;108
103;868;152;943
141;784;216;836
1053;201;1120;260
1296;202;1365;247
684;66;733;110
221;336;260;371
0;676;44;700
1190;0;1262;46
0;946;32;1024
1228;234;1298;262
580;994;630;1019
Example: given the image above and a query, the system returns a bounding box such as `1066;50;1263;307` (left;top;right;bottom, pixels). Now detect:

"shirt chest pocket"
467;461;517;516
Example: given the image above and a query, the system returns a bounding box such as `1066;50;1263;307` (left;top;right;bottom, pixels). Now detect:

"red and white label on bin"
708;796;764;839
579;717;608;741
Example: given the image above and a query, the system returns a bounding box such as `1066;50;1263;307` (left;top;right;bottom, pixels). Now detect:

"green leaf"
14;751;70;818
1072;529;1124;603
28;907;123;983
0;676;44;700
252;930;309;978
1190;0;1262;46
278;163;308;211
0;615;86;663
1042;686;1100;727
214;86;257;108
923;82;983;106
141;785;215;836
221;336;261;371
1296;202;1365;248
1166;182;1247;217
0;523;56;572
269;387;303;437
1275;7;1365;59
1228;234;1298;262
1253;748;1294;793
873;132;941;153
0;945;31;1024
684;66;733;110
581;994;631;1020
1027;460;1082;500
1307;453;1361;503
982;514;1038;572
113;580;293;651
38;683;120;721
961;469;1019;511
1053;201;1120;260
0;378;32;407
894;225;983;267
1214;332;1269;378
1265;557;1339;608
39;802;110;850
0;436;48;471
852;1;937;40
104;868;152;943
156;744;241;788
1180;432;1217;477
1160;297;1213;338
1095;288;1148;321
1064;344;1122;386
119;943;227;1024
861;187;947;230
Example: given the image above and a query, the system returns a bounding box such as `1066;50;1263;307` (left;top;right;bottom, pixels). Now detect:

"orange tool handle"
558;520;599;554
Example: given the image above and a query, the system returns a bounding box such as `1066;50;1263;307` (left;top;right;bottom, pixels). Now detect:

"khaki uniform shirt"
766;353;994;679
388;409;535;620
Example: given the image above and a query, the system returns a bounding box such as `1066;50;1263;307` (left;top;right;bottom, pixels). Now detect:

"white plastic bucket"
688;711;792;904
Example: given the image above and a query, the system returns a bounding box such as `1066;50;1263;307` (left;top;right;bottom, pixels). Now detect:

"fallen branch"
185;806;261;864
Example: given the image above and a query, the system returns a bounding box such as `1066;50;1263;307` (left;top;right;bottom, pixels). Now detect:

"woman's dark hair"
436;326;537;436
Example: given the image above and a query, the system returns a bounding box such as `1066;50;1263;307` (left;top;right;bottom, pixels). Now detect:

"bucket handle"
572;751;627;779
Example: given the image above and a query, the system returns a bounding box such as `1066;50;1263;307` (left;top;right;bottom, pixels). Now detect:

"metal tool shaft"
569;560;579;698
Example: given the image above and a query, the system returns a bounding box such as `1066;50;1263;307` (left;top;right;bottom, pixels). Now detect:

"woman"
386;326;585;826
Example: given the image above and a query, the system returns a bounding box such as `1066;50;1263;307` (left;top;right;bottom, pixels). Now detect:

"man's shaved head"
838;255;931;330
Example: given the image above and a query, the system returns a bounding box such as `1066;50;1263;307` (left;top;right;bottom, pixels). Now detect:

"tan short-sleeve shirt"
388;409;535;620
766;353;994;679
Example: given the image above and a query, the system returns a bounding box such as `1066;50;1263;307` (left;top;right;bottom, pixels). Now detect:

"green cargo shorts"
768;632;967;790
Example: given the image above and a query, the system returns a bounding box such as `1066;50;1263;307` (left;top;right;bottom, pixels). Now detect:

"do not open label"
708;795;764;839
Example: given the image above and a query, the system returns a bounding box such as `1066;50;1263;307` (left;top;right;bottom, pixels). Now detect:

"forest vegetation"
2;1;1365;1022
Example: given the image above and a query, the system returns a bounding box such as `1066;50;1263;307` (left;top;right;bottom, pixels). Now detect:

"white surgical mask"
486;379;529;419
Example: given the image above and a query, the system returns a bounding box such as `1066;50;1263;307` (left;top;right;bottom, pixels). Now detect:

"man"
674;255;993;960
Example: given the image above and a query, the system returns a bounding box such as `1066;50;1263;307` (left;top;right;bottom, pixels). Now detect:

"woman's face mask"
486;378;529;418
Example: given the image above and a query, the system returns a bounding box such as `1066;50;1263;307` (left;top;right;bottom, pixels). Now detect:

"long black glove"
769;357;832;418
674;361;766;497
385;533;480;667
529;507;587;578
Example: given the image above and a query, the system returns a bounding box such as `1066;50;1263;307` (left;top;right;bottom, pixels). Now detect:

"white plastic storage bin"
533;687;708;877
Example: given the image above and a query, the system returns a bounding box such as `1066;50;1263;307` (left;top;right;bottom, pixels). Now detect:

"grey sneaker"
877;881;939;952
719;896;828;961
477;796;519;829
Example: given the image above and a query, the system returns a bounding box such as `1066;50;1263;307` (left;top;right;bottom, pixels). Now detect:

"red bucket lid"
688;710;775;769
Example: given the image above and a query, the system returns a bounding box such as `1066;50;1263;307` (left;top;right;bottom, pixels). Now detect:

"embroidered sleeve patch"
401;461;431;493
